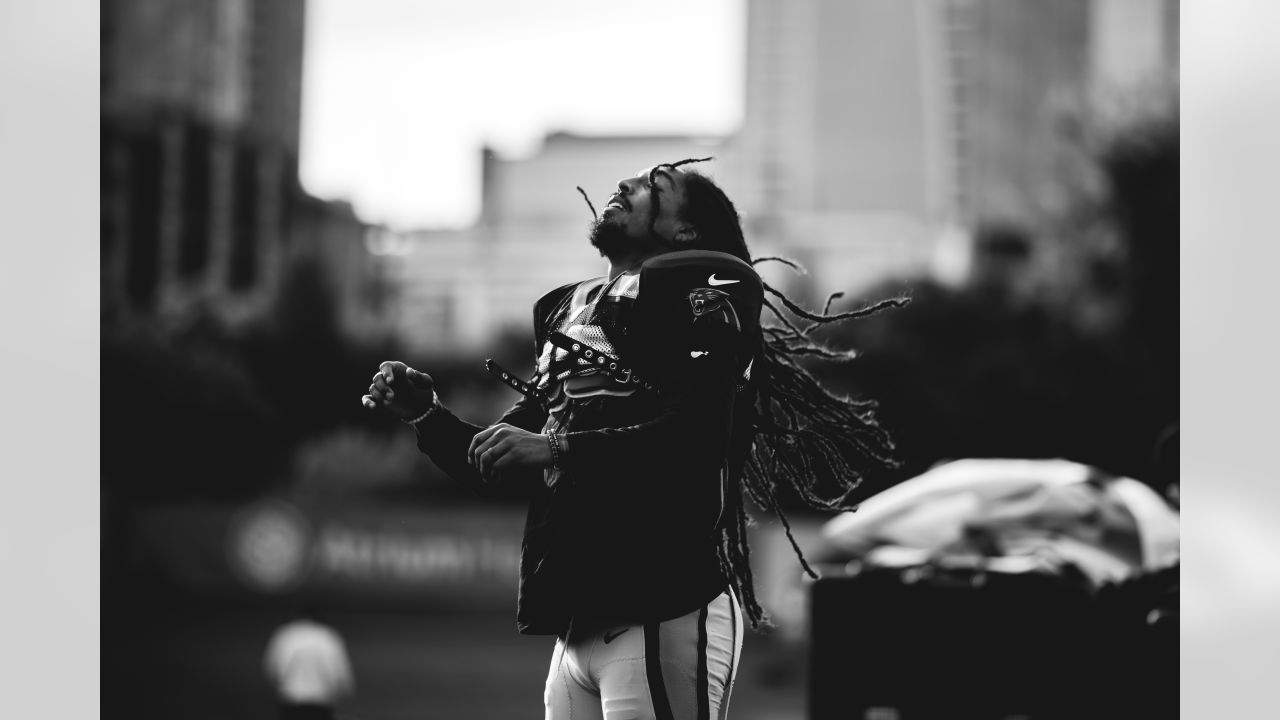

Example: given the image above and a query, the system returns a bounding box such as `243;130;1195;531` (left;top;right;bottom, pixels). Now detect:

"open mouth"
603;194;629;213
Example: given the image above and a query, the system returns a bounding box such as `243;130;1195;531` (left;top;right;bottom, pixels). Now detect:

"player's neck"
605;261;632;280
605;248;667;279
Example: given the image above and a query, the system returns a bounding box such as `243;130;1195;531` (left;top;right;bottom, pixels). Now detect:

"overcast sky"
298;0;745;230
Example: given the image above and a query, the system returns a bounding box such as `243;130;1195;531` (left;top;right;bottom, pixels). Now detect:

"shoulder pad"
640;250;759;287
638;251;762;334
535;279;590;316
633;251;762;379
534;278;603;345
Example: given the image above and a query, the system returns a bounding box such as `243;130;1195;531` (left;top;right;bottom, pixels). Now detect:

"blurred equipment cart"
808;459;1178;720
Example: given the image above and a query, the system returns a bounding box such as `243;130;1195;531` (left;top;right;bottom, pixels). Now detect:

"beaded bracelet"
402;392;441;427
547;431;563;469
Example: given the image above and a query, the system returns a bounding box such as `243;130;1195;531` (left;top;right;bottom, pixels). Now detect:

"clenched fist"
362;361;436;421
468;422;554;481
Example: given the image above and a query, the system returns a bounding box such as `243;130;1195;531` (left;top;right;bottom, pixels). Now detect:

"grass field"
103;603;808;720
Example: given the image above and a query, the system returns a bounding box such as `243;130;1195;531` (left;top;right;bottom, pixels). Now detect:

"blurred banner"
123;495;826;624
128;498;525;611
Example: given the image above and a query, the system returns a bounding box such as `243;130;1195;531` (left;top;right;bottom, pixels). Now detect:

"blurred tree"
240;257;346;445
1103;107;1179;427
102;255;408;502
240;256;412;444
102;319;281;502
815;279;1159;485
804;96;1178;488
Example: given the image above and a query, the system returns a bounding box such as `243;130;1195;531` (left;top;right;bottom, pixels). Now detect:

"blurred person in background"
263;603;356;720
362;159;903;719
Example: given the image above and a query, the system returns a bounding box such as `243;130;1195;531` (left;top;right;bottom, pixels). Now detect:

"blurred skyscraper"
730;0;949;302
101;0;386;338
945;0;1176;224
731;0;1177;299
935;0;1177;319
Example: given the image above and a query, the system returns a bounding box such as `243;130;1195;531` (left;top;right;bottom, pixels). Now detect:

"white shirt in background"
263;619;355;704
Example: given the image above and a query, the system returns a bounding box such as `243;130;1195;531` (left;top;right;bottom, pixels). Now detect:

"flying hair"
645;157;715;238
574;159;909;628
662;159;907;629
575;186;598;222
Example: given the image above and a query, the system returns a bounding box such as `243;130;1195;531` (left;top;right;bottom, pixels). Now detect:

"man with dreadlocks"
362;159;902;720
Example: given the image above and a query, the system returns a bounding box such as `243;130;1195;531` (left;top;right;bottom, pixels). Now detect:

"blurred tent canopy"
818;458;1179;589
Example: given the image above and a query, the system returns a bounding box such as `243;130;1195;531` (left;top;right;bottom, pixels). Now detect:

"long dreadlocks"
579;159;908;629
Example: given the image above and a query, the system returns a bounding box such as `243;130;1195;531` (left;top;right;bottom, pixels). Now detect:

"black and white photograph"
83;0;1212;718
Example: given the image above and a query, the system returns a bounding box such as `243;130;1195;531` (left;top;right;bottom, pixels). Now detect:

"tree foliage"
811;99;1178;488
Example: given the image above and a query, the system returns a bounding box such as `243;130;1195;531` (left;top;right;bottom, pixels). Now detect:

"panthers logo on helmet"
688;288;741;332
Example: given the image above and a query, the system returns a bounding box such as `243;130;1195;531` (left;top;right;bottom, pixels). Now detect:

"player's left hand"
468;423;553;481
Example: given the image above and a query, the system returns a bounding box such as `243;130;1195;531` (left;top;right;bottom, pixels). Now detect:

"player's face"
591;166;691;254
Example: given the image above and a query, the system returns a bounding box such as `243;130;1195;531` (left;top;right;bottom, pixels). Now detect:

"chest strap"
484;331;657;399
547;332;656;393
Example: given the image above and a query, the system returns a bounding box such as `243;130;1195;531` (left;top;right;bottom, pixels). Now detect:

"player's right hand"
362;361;436;421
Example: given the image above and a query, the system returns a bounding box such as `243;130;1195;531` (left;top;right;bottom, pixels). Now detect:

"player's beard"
589;217;670;262
588;217;633;257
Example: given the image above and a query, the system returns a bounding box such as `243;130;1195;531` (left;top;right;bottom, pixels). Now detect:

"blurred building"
731;0;1178;303
382;225;482;353
931;0;1178;307
728;0;948;304
944;0;1176;224
100;0;386;339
